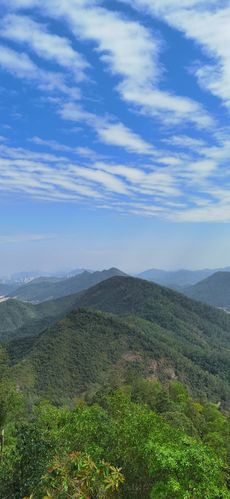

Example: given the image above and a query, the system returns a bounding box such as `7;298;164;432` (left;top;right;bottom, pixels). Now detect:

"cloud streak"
1;14;88;82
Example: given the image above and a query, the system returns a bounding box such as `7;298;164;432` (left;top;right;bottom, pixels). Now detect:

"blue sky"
0;0;230;274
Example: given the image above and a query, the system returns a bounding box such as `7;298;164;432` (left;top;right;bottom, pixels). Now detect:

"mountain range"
8;267;125;303
138;267;230;289
1;274;230;407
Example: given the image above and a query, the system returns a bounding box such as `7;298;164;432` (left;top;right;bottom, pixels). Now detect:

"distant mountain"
137;267;230;289
9;275;230;406
7;268;90;283
56;268;93;278
9;268;126;303
184;271;230;309
10;271;51;284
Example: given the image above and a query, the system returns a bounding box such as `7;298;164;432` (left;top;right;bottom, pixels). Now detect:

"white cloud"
1;135;230;221
0;142;129;201
124;0;230;110
168;6;230;108
53;0;213;127
59;102;156;155
96;122;155;155
120;85;213;127
164;135;207;149
1;14;88;82
29;136;101;160
0;44;80;99
1;0;229;223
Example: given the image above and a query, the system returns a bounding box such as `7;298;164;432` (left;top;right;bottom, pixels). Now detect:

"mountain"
56;268;93;278
138;267;230;289
0;292;80;342
184;271;230;309
10;271;51;284
10;275;230;406
9;268;126;303
0;282;18;296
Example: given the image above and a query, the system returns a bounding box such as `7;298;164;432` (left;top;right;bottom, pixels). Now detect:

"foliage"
0;378;230;498
39;451;124;498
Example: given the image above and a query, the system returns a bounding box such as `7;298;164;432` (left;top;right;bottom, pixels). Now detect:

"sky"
1;0;230;274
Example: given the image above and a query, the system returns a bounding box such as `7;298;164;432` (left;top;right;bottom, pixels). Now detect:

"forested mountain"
185;271;230;309
4;275;230;407
9;267;125;302
138;267;230;289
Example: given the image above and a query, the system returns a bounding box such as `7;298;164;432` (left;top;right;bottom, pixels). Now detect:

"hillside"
185;271;230;309
138;267;230;289
10;276;230;406
9;268;125;303
0;292;79;341
0;299;38;339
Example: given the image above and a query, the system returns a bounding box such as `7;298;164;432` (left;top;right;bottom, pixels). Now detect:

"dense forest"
1;345;230;498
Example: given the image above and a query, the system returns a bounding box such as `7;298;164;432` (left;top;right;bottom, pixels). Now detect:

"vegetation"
0;293;79;342
0;356;230;498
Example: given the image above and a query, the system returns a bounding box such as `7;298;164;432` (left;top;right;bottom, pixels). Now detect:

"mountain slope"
9;268;125;303
0;292;80;341
73;275;230;338
0;299;38;339
185;271;230;309
10;276;230;406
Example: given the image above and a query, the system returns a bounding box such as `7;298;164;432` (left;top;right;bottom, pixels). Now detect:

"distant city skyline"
0;1;230;273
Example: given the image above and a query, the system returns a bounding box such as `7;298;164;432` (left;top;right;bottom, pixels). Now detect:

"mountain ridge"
8;267;126;303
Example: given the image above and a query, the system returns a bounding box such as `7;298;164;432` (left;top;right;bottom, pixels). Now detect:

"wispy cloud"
59;102;156;155
29;136;102;161
1;135;230;222
164;135;207;149
1;14;89;82
0;44;80;99
0;233;55;244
